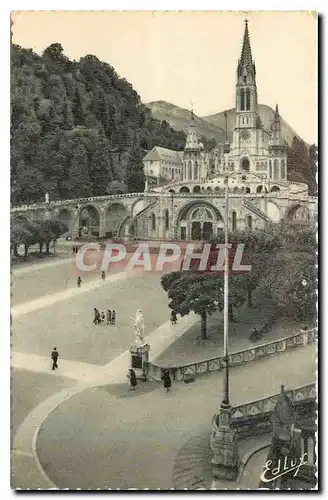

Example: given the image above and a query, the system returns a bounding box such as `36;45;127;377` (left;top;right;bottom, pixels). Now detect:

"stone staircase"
172;434;213;490
243;199;271;222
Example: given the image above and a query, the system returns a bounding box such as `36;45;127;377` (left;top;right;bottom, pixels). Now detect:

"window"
232;211;237;231
241;158;250;172
246;187;251;194
194;161;198;179
164;210;169;230
280;160;286;179
151;213;156;231
273;159;279;180
188;161;192;179
269;160;272;178
240;88;245;111
246;88;251;110
247;215;252;229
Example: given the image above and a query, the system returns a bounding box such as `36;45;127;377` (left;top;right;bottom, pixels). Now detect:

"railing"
144;327;317;382
11;189;317;213
230;382;316;424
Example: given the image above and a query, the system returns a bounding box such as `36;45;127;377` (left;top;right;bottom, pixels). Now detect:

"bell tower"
235;20;258;129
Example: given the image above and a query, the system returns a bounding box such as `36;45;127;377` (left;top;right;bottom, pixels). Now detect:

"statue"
133;309;145;345
45;192;49;203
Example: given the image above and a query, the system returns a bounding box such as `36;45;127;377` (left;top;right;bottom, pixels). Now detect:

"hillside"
146;101;226;142
11;44;186;205
146;101;305;146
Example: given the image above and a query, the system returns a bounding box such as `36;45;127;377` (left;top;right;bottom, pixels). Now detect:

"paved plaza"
11;255;317;489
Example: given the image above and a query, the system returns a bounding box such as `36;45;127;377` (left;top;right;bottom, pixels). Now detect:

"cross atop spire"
240;18;253;66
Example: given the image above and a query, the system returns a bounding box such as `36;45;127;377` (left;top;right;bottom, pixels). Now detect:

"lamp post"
210;163;239;482
302;279;308;326
222;174;230;406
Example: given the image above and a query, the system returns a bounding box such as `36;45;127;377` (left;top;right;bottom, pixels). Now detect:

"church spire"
240;19;253;66
271;104;281;132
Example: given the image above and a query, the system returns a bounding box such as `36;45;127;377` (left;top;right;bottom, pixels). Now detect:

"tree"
161;272;224;339
65;143;93;198
106;180;128;195
90;133;113;195
124;144;145;193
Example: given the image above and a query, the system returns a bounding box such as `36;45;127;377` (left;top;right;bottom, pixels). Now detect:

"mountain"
146;101;306;146
145;101;226;143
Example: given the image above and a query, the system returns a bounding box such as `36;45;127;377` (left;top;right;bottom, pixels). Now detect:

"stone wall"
144;327;317;382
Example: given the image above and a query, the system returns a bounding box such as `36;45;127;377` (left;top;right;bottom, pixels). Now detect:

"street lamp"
302;279;308;326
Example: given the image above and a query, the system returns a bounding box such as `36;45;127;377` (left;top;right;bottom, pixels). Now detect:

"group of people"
77;271;106;288
93;307;116;325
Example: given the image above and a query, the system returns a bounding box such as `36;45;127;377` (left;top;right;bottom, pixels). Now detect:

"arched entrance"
193;185;201;193
105;203;128;237
180;186;190;194
78;205;100;237
57;209;72;234
270;186;280;192
176;203;223;240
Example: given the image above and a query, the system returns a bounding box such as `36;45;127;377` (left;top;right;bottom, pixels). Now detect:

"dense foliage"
11;43;186;205
161;222;317;338
287;137;317;196
11;217;68;257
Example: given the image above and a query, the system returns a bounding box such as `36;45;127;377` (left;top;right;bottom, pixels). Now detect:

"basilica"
138;20;315;241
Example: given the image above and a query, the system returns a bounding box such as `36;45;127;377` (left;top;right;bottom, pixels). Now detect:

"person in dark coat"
77;276;82;287
101;312;106;323
106;309;112;324
101;271;106;281
162;369;172;392
128;369;137;391
93;308;100;325
51;347;59;371
111;310;116;325
171;310;177;325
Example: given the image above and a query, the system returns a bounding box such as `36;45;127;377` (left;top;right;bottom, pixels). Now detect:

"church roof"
240;20;253;66
143;146;183;163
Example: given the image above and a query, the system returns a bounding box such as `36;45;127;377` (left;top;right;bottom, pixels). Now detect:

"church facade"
135;20;315;241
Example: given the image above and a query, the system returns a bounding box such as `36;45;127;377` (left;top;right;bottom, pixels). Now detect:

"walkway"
12;343;316;489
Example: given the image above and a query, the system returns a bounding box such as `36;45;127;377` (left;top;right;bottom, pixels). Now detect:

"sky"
12;10;318;144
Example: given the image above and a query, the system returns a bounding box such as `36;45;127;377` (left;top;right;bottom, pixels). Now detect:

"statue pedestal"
211;405;239;481
129;343;150;380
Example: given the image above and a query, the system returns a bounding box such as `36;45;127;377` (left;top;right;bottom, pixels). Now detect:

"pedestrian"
162;369;172;393
77;276;82;288
106;309;112;324
101;271;106;281
128;369;137;391
51;347;59;371
93;308;100;325
101;312;106;324
111;310;116;325
171;310;177;325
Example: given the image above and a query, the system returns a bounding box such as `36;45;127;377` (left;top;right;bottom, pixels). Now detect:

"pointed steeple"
185;108;200;151
240;19;253;66
271;104;281;132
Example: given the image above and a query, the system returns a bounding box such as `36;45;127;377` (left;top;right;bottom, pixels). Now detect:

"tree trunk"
14;244;19;256
45;242;50;254
24;244;29;257
39;243;44;254
247;288;253;308
228;303;234;322
200;310;208;340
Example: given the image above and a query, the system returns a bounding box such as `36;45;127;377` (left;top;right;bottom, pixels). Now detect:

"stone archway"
193;185;201;193
241;157;250;172
270;185;280;192
78;205;100;237
175;202;223;241
180;186;190;194
104;203;129;237
286;204;311;222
